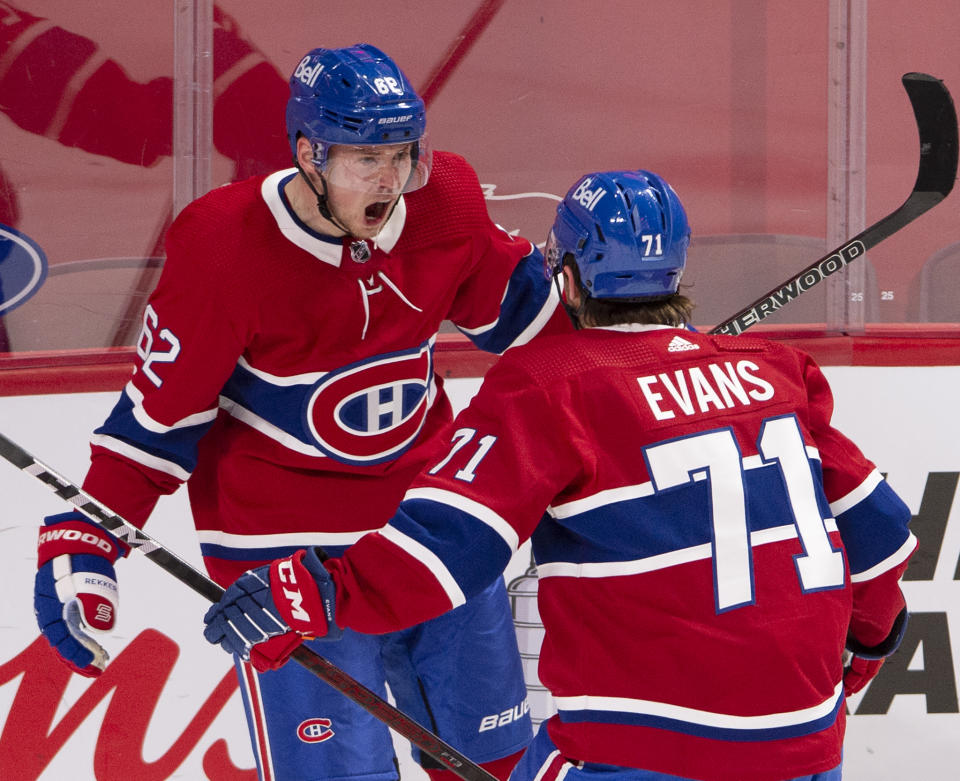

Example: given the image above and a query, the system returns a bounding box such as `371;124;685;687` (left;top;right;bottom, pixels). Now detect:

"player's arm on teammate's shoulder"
438;163;571;350
450;234;572;355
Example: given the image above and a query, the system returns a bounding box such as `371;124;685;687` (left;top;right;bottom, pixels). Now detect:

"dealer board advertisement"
1;368;958;779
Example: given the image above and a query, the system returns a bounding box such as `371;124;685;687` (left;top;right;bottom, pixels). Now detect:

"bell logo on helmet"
293;56;324;88
571;178;607;212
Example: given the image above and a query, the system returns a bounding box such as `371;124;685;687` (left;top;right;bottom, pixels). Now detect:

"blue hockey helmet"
545;170;690;300
286;43;431;192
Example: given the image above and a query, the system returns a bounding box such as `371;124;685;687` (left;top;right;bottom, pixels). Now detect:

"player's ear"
562;265;581;307
295;135;316;170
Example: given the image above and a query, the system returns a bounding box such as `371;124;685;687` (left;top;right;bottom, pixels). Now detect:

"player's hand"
33;511;130;677
842;608;908;697
843;653;884;696
203;547;341;671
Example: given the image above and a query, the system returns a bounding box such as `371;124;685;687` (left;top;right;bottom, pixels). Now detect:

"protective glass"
316;136;432;194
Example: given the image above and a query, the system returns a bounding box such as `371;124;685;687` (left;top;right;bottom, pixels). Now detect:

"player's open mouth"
364;201;391;223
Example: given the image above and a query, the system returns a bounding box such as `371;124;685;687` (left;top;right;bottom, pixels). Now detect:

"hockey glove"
843;608;909;696
203;547;341;672
843;653;885;697
34;511;130;677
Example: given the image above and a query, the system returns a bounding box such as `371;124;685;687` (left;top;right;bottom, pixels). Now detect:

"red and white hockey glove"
34;511;130;677
843;608;909;697
203;547;341;672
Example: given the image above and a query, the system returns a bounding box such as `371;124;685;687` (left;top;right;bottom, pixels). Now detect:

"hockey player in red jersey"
33;43;573;781
204;169;916;781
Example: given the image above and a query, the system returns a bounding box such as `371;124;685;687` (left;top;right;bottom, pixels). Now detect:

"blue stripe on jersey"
93;390;215;473
220;361;311;444
533;461;828;566
556;694;843;743
462;248;551;354
219;339;435;465
200;542;307;562
834;479;912;574
200;542;351;562
391;498;516;598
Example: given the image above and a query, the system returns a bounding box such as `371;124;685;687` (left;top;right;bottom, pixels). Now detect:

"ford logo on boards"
0;223;48;314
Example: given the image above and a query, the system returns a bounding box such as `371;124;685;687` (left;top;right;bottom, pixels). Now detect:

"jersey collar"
261;169;406;266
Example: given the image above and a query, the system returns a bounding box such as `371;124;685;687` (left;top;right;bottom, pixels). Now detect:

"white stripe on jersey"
532;751;573;781
849;532;918;582
548;482;655;520
235;354;327;385
378;525;466;609
126;381;218;432
554;681;843;731
402;486;520;552
89;433;192;481
830;468;884;516
536;520;840;580
218;396;328;457
196;528;378;549
547;447;823;520
506;278;562;351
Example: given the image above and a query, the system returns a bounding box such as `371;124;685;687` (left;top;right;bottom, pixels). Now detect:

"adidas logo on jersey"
667;335;700;352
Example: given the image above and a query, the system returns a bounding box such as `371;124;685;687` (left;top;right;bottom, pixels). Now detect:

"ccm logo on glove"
276;558;311;623
268;550;332;633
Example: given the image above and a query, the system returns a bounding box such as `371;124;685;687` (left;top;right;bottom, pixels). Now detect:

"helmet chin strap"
294;160;402;249
295;160;352;236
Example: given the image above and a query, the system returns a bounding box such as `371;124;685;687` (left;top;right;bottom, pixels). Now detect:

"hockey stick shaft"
711;72;958;336
0;430;496;781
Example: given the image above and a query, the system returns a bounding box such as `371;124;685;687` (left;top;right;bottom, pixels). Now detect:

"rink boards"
1;364;959;780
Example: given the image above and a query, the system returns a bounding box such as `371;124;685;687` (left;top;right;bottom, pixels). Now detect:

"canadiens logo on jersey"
304;342;434;464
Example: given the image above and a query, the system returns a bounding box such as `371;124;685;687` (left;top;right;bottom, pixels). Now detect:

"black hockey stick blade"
0;430;496;781
711;71;958;336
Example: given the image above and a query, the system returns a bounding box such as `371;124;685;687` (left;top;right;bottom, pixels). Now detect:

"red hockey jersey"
82;151;564;585
327;324;915;781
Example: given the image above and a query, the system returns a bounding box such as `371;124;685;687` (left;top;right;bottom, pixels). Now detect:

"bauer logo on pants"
0;223;47;314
